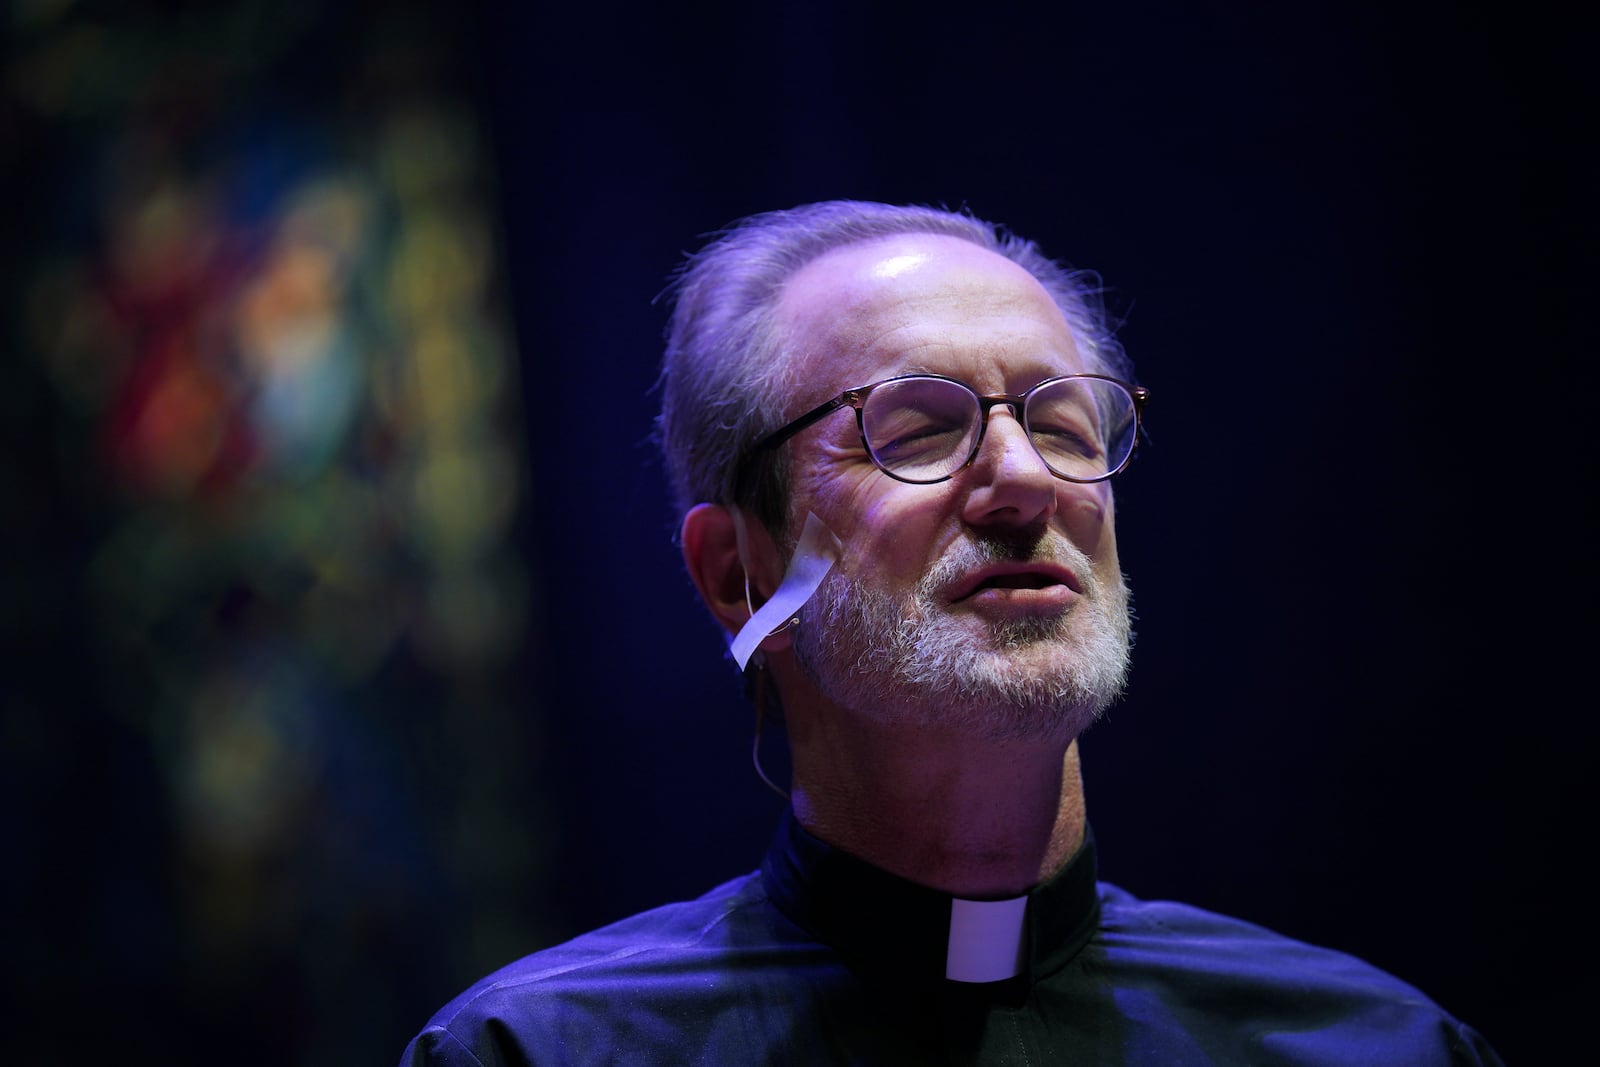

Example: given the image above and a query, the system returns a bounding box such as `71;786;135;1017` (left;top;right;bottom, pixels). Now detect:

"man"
402;201;1501;1064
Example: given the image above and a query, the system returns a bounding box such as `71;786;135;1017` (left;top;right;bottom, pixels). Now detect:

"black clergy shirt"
401;809;1502;1065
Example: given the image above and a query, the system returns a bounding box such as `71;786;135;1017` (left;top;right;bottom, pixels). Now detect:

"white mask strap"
728;509;841;671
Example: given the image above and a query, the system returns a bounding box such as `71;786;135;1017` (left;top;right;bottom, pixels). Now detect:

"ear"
681;503;785;639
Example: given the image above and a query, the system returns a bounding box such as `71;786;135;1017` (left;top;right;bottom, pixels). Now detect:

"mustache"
920;530;1101;601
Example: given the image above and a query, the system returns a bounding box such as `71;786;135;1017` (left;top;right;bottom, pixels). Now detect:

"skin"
682;234;1124;898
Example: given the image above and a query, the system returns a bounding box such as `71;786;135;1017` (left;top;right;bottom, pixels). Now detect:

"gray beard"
791;532;1132;744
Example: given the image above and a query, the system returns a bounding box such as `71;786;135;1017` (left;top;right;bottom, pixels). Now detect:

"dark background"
5;2;1591;1064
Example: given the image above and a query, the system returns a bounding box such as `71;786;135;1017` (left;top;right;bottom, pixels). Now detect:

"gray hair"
656;200;1131;538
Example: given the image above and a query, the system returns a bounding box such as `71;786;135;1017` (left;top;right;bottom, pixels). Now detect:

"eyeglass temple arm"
1129;386;1150;448
751;392;859;452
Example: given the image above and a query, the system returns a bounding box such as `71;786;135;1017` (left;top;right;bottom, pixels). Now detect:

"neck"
785;705;1088;899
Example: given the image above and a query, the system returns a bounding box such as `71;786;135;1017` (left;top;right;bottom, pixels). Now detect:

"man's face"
773;234;1130;744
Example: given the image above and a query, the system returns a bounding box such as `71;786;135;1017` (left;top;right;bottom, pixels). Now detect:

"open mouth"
950;564;1083;602
976;573;1059;591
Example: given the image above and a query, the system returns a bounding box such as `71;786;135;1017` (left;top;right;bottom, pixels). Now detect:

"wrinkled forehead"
772;233;1082;401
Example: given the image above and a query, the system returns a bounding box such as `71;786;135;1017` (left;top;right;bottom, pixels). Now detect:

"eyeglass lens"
860;377;1137;483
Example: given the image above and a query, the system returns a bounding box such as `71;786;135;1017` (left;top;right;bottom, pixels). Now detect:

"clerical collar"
946;895;1028;982
759;807;1101;993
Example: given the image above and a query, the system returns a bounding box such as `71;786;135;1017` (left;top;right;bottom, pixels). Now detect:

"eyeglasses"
752;373;1149;485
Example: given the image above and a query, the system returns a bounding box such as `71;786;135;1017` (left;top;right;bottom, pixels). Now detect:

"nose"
959;407;1059;528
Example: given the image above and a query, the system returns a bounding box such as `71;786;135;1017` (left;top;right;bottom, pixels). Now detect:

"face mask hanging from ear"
728;509;842;671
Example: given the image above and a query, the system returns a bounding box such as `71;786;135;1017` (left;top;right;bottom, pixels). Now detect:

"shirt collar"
759;807;1101;993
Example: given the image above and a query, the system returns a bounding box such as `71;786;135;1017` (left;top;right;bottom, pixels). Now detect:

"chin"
866;689;1104;747
794;563;1131;743
819;637;1126;746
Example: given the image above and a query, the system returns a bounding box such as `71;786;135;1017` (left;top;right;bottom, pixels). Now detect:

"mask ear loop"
732;505;793;801
728;510;840;671
729;507;841;802
732;505;798;640
744;654;790;801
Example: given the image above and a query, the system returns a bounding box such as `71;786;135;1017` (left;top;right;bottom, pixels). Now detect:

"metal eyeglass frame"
749;372;1151;485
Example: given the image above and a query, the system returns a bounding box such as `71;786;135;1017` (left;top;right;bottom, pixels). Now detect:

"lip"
946;562;1085;604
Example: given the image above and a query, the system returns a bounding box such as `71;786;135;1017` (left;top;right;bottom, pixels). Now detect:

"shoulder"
1090;881;1502;1065
1095;879;1420;991
400;871;805;1067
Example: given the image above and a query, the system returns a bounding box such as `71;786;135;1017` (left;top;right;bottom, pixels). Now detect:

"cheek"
796;479;948;584
1061;486;1118;563
847;498;931;577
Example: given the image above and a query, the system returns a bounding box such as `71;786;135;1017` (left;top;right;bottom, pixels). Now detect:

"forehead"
774;233;1085;399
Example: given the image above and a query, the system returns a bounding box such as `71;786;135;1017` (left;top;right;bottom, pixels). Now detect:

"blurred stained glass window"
3;3;548;1062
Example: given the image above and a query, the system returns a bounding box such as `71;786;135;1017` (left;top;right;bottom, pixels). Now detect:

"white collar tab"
945;895;1028;983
